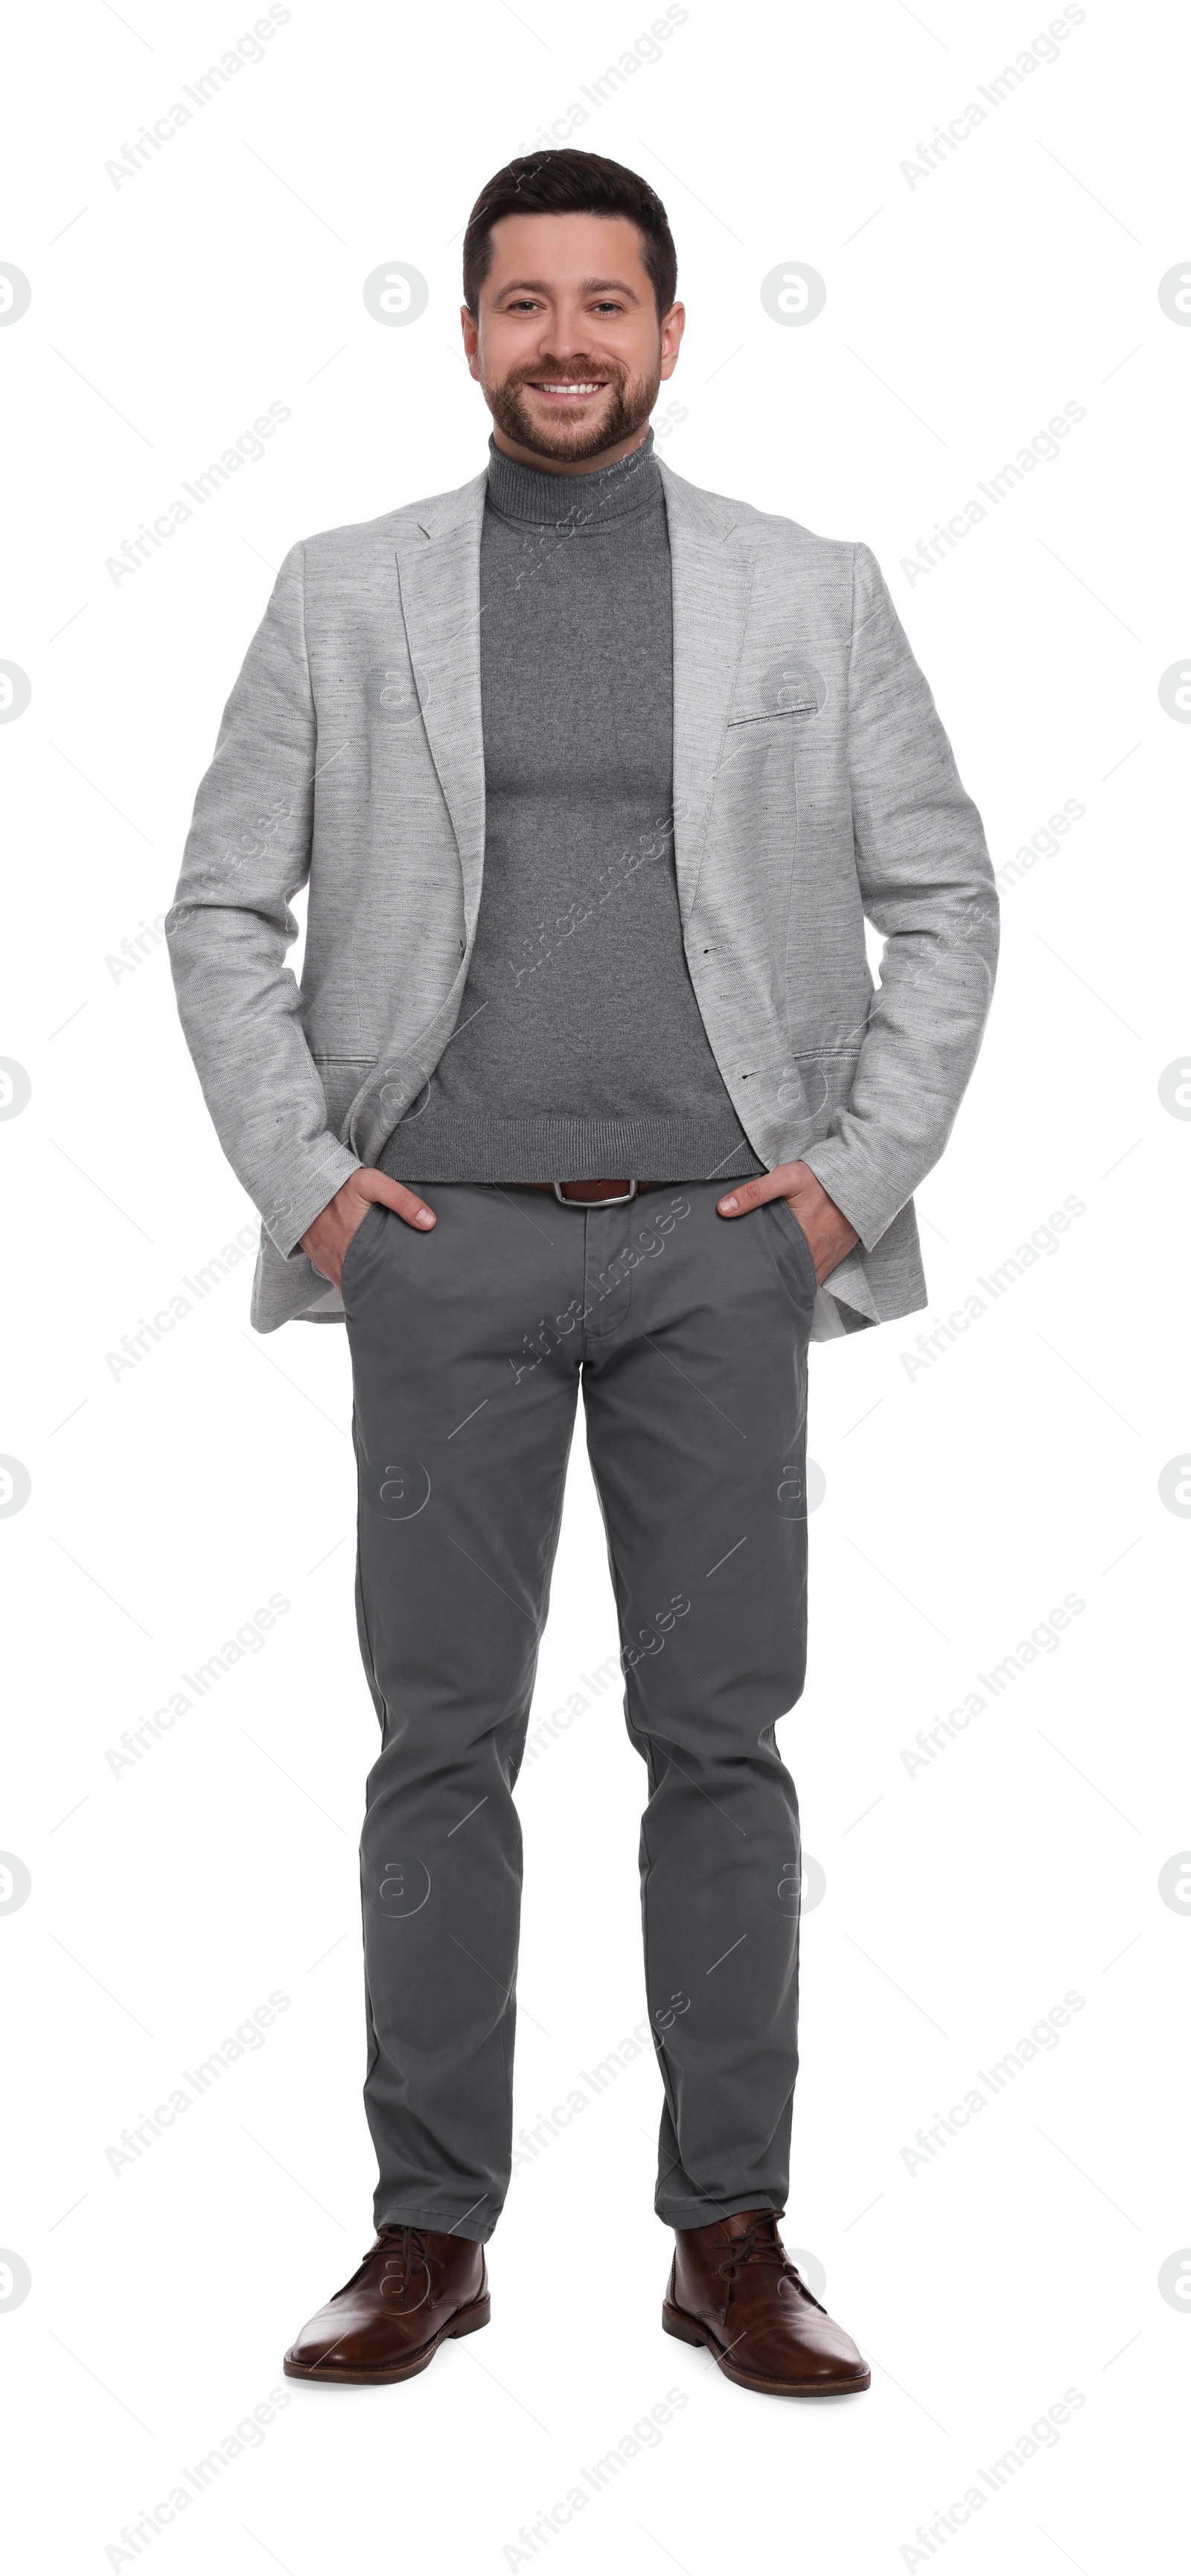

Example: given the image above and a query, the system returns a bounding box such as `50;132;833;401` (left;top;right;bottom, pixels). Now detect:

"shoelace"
342;2225;446;2313
716;2214;817;2297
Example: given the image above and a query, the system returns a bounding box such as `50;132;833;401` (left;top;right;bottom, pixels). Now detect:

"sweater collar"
485;427;660;530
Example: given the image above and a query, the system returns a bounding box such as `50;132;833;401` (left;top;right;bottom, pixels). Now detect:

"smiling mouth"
527;380;609;400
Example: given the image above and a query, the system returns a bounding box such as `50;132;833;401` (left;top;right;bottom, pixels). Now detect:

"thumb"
355;1167;437;1230
717;1166;799;1217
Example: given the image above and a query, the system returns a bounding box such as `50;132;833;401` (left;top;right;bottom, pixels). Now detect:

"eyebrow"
494;275;643;301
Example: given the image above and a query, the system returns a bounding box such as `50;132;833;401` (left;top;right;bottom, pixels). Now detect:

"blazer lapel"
660;462;755;922
392;470;488;934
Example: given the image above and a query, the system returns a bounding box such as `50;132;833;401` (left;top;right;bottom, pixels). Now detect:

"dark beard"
484;354;660;464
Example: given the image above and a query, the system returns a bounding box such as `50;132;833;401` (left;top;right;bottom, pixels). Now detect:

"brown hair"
462;148;677;322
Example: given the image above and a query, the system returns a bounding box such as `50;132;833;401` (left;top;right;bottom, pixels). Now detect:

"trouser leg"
342;1185;582;2242
579;1183;817;2226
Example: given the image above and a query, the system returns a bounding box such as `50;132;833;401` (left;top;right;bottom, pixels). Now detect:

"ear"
659;301;686;380
460;304;481;378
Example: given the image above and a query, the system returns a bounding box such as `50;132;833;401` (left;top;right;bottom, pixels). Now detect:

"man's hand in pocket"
300;1170;436;1292
716;1162;859;1287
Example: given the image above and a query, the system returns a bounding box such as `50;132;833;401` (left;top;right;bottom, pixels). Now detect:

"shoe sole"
662;2298;871;2397
283;2294;491;2386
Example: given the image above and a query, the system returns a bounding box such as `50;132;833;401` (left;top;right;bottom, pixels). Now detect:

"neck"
489;420;652;478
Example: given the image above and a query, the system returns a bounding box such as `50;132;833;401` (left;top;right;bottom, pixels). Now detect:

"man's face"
462;211;684;470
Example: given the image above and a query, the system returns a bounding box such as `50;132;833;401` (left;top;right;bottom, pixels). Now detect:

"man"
167;149;997;2399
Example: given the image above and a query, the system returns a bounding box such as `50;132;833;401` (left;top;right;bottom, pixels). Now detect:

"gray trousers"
341;1181;817;2240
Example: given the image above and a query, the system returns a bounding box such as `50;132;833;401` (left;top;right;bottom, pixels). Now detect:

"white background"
2;1;1188;2569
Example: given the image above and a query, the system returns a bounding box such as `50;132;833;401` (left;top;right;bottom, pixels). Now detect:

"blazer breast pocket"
727;655;827;729
727;700;819;728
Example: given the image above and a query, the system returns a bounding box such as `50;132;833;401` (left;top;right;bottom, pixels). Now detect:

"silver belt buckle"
552;1179;639;1208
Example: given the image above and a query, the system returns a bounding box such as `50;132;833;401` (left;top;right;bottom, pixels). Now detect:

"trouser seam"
351;1404;387;1739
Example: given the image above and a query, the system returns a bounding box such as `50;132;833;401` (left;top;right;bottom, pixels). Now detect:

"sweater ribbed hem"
377;1112;765;1186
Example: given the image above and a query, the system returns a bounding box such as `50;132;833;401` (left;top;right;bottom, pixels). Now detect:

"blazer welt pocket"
726;701;820;728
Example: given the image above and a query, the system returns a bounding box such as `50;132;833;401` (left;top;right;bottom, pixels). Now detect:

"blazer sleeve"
800;541;1000;1247
165;542;361;1257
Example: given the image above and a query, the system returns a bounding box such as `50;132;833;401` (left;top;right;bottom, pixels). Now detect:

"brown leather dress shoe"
284;2223;490;2385
663;2209;870;2397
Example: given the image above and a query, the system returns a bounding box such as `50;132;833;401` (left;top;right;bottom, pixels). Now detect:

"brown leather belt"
518;1179;661;1206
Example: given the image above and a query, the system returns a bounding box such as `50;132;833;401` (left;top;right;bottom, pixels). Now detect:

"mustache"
505;356;625;388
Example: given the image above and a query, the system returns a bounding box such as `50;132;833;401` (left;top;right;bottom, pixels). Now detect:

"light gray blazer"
167;460;998;1339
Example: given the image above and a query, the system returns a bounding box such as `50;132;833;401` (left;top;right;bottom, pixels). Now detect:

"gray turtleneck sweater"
380;430;763;1188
